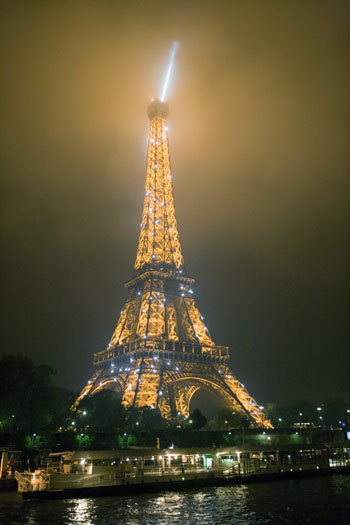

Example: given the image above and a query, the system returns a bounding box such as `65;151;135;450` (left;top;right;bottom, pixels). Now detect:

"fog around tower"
1;0;349;407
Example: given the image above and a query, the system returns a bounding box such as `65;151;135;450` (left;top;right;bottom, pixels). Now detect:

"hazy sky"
1;0;349;409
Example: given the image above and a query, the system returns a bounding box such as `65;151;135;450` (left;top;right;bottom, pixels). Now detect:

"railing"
16;470;51;492
15;471;50;492
94;339;230;366
49;473;114;490
15;471;32;492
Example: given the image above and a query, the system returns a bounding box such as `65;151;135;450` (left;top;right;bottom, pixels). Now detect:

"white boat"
15;444;349;499
15;447;244;496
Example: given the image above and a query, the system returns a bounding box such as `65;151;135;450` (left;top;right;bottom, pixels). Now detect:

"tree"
322;398;349;428
265;399;350;429
76;390;126;433
215;407;244;429
76;433;92;450
190;408;207;430
0;354;76;447
125;406;166;431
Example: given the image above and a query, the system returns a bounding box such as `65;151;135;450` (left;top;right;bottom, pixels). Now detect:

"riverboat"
15;444;350;500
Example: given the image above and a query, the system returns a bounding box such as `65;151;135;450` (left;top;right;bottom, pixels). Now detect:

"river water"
1;475;349;524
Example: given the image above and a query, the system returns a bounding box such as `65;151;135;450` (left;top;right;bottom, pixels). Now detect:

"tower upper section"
134;99;184;273
147;99;169;120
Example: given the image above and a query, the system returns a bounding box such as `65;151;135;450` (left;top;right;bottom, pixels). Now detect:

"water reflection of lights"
70;499;94;524
193;492;206;503
150;492;186;520
9;480;349;524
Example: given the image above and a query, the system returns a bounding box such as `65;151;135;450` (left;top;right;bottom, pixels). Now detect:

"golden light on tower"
75;46;272;428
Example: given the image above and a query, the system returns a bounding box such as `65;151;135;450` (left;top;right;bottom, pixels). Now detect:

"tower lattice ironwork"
76;99;272;428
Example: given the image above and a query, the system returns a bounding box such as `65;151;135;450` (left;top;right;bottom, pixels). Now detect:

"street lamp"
298;413;303;443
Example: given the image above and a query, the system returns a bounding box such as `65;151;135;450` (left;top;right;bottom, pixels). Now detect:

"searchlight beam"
160;42;179;102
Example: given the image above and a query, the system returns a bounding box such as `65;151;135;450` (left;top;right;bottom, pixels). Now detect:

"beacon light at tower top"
160;41;179;102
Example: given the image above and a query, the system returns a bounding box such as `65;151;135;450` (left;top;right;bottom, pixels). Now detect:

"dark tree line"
0;354;75;448
265;399;350;429
1;355;348;451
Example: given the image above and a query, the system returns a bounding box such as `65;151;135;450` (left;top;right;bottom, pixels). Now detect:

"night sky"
1;1;349;410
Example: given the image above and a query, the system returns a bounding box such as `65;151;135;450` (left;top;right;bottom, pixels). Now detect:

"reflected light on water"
69;498;95;524
1;476;349;524
141;492;187;522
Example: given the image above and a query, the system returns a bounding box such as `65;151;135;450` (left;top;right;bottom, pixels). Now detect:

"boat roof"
50;442;338;461
65;447;245;461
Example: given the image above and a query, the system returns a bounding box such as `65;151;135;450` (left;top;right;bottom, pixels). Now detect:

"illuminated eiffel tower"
77;98;272;428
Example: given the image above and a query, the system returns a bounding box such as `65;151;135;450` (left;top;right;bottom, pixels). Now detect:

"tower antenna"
160;41;179;102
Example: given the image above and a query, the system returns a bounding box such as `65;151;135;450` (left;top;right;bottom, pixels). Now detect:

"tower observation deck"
76;98;272;428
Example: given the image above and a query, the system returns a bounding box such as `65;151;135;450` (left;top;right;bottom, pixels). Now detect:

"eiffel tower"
77;98;272;428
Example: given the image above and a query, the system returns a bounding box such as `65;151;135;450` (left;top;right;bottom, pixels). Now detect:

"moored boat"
15;444;350;499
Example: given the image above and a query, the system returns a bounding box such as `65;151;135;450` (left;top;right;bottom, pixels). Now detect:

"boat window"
92;458;120;466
